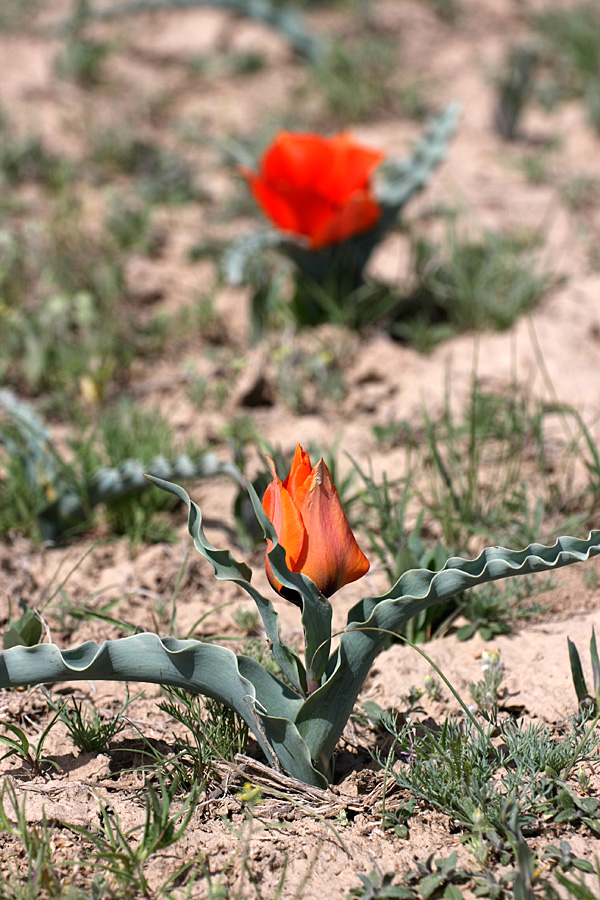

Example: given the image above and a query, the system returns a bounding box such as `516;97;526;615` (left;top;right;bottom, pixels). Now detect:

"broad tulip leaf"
146;475;306;695
246;482;332;686
0;633;326;787
296;531;600;765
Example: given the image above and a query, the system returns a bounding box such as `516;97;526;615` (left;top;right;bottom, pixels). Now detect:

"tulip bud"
262;445;370;601
242;132;384;250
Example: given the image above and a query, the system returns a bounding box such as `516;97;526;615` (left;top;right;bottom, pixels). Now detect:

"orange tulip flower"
262;445;370;599
242;132;385;250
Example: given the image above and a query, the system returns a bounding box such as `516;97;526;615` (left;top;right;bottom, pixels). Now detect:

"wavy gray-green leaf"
296;531;600;765
0;633;326;787
147;475;307;695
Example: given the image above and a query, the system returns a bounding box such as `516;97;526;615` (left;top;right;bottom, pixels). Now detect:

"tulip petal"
242;131;384;250
310;192;382;250
262;456;306;594
314;133;385;202
262;132;333;192
293;459;370;597
283;444;312;499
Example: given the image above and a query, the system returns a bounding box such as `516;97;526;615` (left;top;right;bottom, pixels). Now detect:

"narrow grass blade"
568;637;590;706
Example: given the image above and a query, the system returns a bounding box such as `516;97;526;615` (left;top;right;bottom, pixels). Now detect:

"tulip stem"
306;675;321;695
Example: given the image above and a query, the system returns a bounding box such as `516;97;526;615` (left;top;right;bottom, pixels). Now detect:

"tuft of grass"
456;574;555;642
54;0;111;87
561;173;600;212
66;773;199;895
391;229;554;348
307;33;427;123
0;194;166;401
0;780;64;897
158;688;249;787
0;110;72;190
0;711;62;776
43;689;139;753
412;379;579;553
94;399;194;543
90;132;201;205
104;193;163;255
534;4;600;134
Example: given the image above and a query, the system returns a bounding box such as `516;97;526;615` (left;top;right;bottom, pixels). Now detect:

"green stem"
306;676;320;695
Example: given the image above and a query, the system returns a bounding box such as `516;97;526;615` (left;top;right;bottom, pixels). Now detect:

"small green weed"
348;868;410;900
233;605;260;636
392;229;553;347
519;150;553;185
54;0;110;86
456;575;555;642
0;110;71;190
43;689;138;753
568;627;600;712
67;773;198;895
561;174;600;212
105;193;163;255
493;46;538;140
0;779;63;898
307;33;412;124
534;4;600;134
469;649;505;711
0;711;62;776
158;688;249;786
90;132;200;205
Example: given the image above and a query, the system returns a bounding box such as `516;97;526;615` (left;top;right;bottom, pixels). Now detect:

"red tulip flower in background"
262;444;370;599
242;131;385;250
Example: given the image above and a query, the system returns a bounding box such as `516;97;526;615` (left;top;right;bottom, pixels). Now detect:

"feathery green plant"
158;688;249;785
